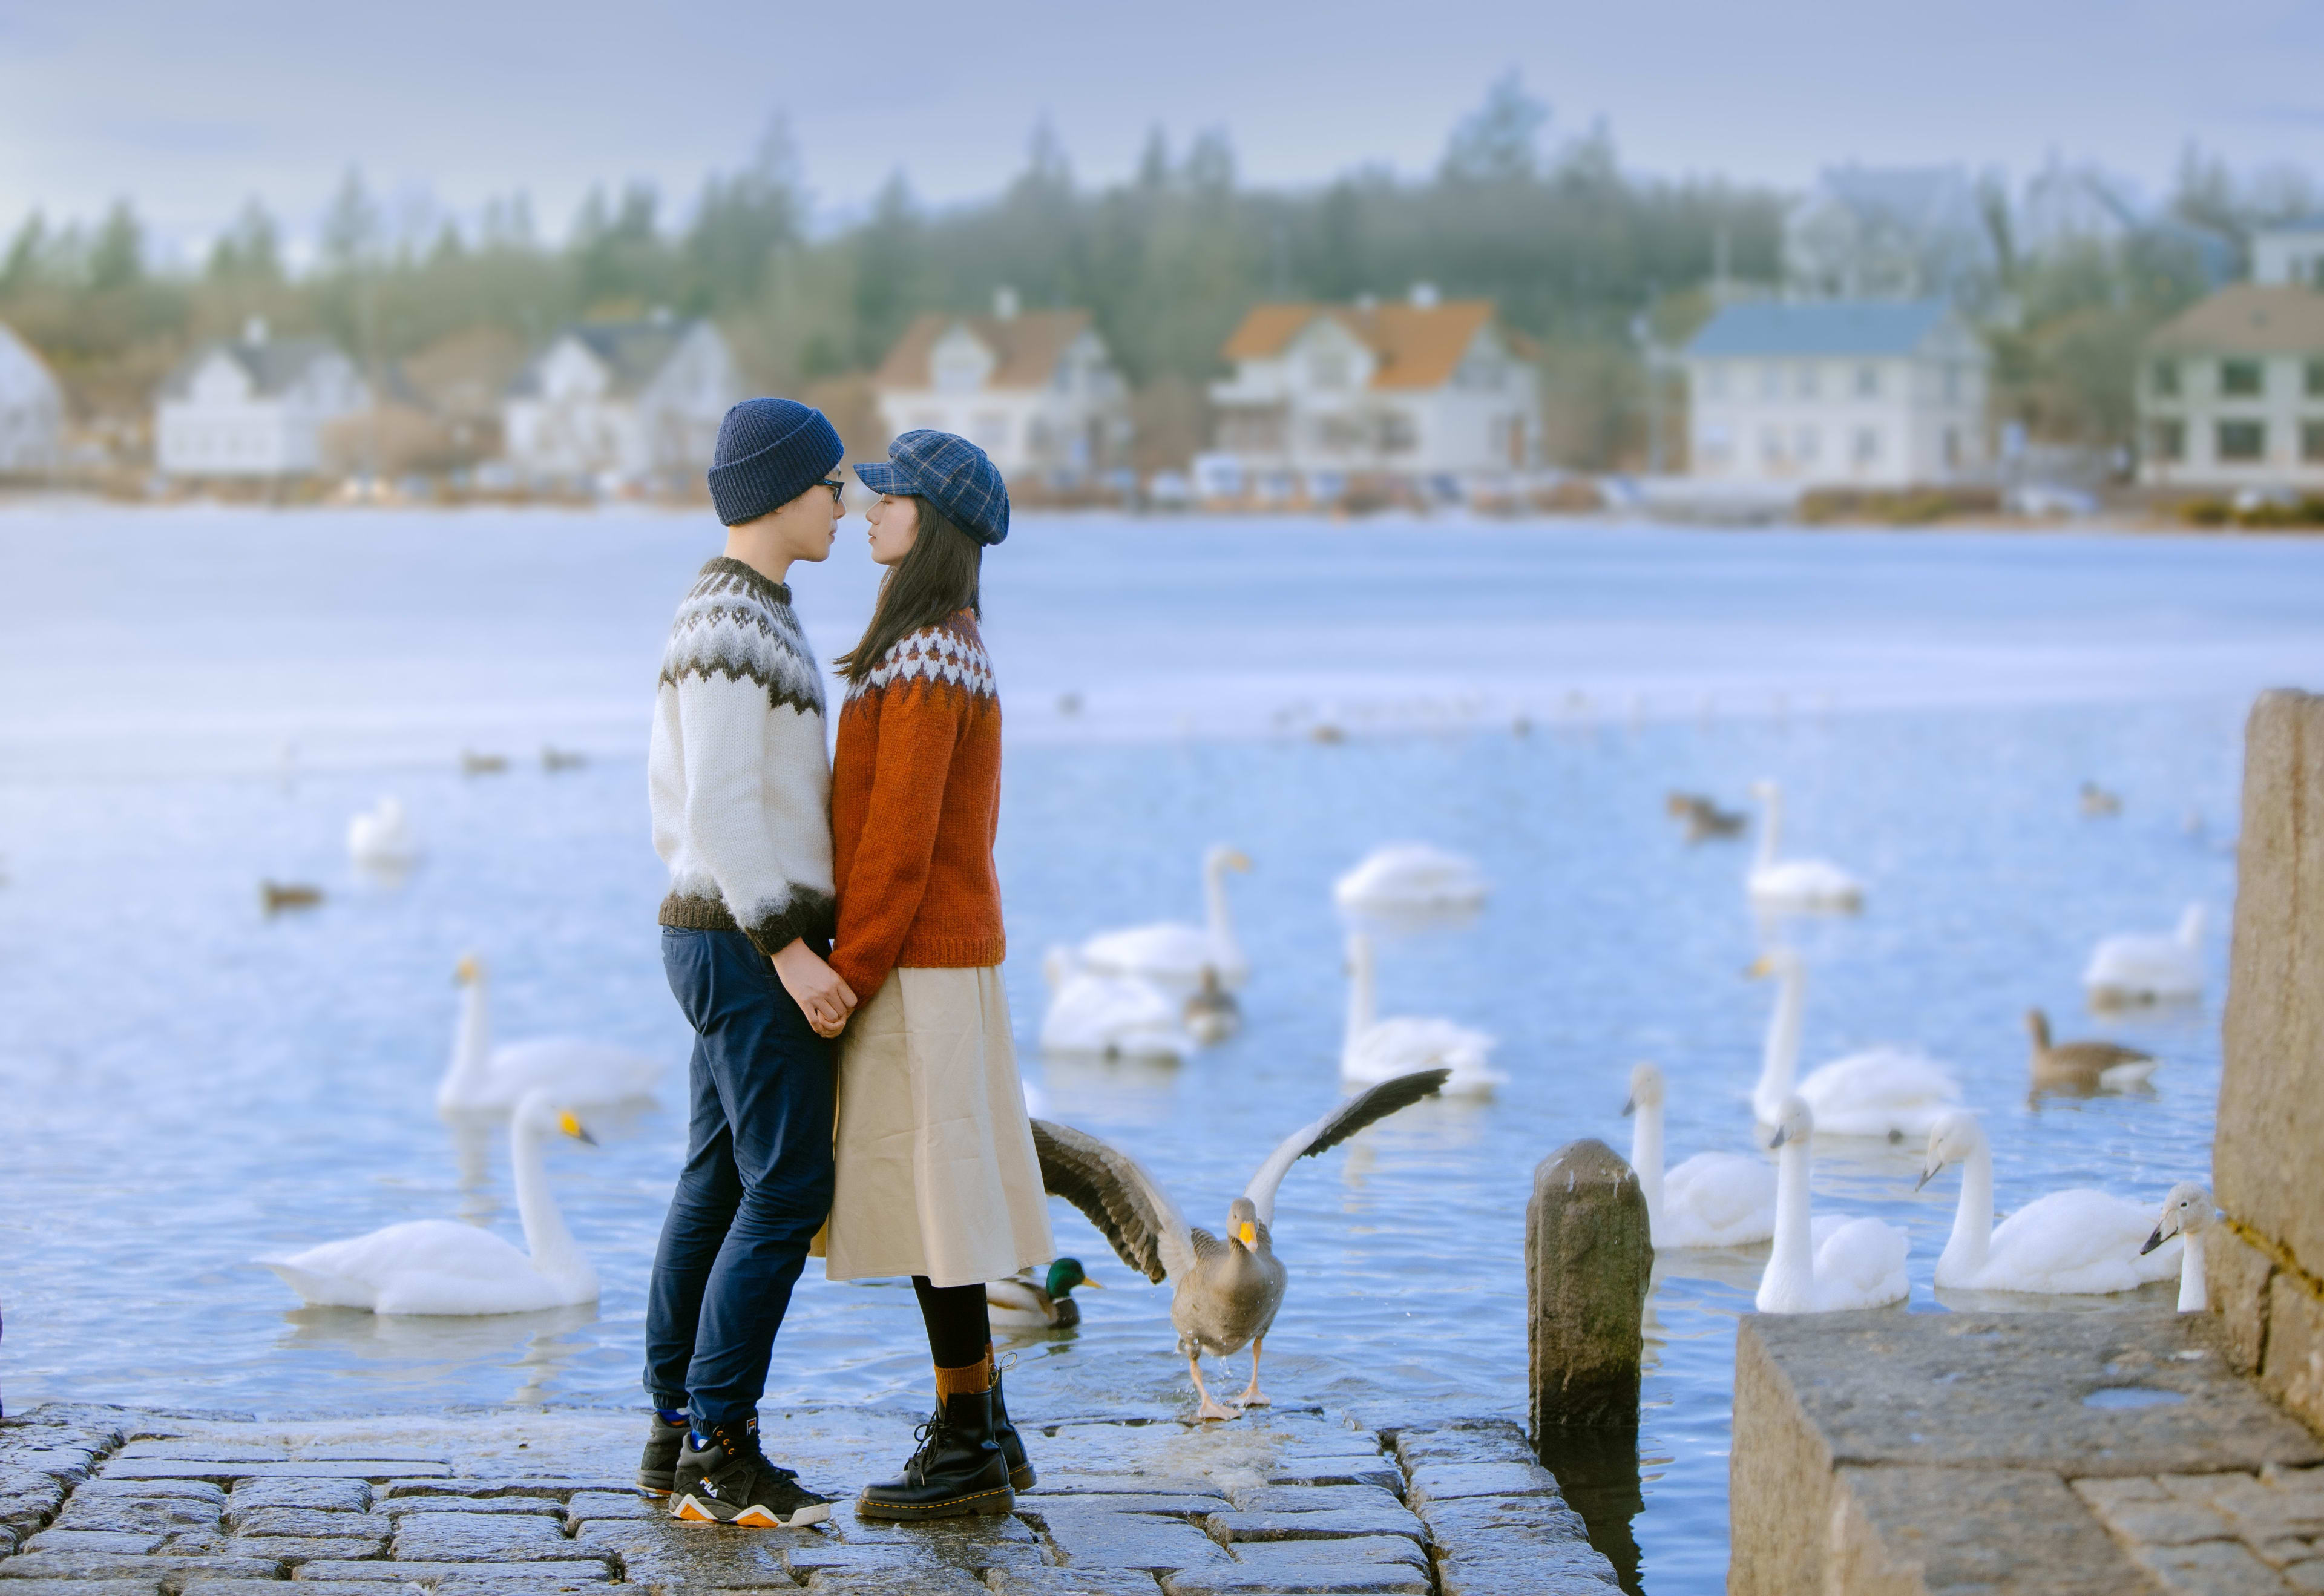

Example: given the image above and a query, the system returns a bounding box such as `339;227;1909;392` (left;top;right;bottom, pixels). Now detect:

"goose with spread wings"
1032;1068;1449;1420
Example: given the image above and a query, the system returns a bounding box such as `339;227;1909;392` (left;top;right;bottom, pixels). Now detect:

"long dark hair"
835;499;983;685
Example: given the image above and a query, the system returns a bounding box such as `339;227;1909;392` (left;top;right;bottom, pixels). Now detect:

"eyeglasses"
822;478;844;504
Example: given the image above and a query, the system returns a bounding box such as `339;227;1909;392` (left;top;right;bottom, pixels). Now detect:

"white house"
1206;287;1540;490
1786;166;1998;308
154;320;368;479
501;317;740;487
871;292;1128;485
2138;284;2324;491
0;320;64;475
1684;300;1989;488
2253;223;2324;289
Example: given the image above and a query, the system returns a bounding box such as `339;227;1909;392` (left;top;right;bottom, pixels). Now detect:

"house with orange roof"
1204;285;1540;494
871;290;1129;486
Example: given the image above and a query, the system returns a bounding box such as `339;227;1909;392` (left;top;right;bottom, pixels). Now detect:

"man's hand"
772;939;857;1039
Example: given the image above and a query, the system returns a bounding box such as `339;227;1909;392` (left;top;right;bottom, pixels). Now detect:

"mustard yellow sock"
934;1355;992;1401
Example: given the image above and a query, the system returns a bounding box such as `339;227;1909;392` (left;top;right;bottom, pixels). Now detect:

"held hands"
772;939;857;1039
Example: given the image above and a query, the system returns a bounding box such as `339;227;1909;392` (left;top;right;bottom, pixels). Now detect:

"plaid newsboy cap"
852;429;1010;546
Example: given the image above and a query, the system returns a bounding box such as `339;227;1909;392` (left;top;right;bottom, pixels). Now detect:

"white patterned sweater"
649;557;835;956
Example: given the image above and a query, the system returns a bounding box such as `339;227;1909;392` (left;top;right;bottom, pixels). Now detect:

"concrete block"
1403;1462;1560;1506
2288;1560;2324;1591
2210;1227;2277;1376
1527;1139;1649;1434
1260;1462;1401;1494
572;1519;805;1591
1228;1486;1403;1515
20;1533;168;1558
113;1448;284;1467
1830;1466;2158;1596
983;1571;1162;1595
53;1501;220;1537
1226;1535;1428;1571
227;1508;384;1538
227;1480;370;1514
2265;1273;2324;1434
103;1463;442;1484
1019;1475;1224;1499
0;1584;162;1596
1433;1548;1623;1595
1407;1495;1593;1558
182;1585;397;1596
376;1478;585;1500
63;1485;223;1509
291;1561;609;1583
1206;1508;1425;1545
2125;1537;2290;1594
1161;1569;1430;1596
0;1557;283;1586
801;1572;986;1596
1019;1500;1232;1568
558;1492;663;1526
1389;1420;1532;1472
228;1535;389;1564
390;1514;591;1560
375;1496;566;1517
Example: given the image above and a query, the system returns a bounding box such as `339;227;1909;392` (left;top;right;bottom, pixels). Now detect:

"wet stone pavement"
0;1404;1618;1596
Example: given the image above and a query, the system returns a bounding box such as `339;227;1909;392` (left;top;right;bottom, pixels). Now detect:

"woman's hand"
772;939;857;1039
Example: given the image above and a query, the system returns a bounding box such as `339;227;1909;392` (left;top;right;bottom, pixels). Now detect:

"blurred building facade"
0;320;64;475
1785;166;2000;308
501;317;738;487
154;319;369;479
2253;223;2324;289
1204;286;1540;493
870;292;1128;486
1684;300;1989;487
2139;284;2324;490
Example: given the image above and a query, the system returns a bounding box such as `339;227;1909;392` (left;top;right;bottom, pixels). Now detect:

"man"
640;398;858;1528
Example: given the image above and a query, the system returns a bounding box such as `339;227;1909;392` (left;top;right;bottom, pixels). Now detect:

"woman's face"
865;493;921;568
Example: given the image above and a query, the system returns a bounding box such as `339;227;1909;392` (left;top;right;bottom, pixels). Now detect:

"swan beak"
1227;850;1253;872
1621;1097;1636;1117
1238;1221;1257;1247
1768;1125;1789;1149
1744;956;1771;980
454;955;480;985
2140;1225;2166;1256
558;1110;597;1146
1915;1164;1938;1192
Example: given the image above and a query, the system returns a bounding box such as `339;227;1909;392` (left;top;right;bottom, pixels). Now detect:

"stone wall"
2215;688;2324;1428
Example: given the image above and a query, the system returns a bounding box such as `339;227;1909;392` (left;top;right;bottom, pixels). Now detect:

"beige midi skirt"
824;965;1055;1288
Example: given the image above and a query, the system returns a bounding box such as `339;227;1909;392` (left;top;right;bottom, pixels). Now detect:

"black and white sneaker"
670;1418;832;1528
638;1412;690;1497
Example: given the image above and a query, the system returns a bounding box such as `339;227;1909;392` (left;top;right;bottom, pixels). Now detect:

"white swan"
347;798;421;870
2084;905;2204;1007
260;1089;600;1315
1755;1096;1909;1313
1333;844;1488;919
1341;929;1503;1097
1623;1062;1776;1248
1745;781;1863;912
1077;845;1251;993
438;954;663;1113
2144;1183;2215;1312
1747;948;1960;1139
1917;1112;2181;1293
1039;959;1196;1063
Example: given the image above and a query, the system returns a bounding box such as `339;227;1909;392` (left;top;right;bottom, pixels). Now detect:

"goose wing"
1243;1068;1449;1227
1031;1118;1196;1282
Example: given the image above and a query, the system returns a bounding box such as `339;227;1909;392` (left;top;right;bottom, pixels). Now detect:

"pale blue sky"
4;0;2322;261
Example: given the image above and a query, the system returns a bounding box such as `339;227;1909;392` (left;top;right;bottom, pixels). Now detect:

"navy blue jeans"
643;927;835;1428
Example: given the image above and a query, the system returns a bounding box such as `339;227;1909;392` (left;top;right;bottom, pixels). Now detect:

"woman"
821;429;1054;1522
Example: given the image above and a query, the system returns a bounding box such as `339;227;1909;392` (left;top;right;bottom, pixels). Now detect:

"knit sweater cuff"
743;887;838;960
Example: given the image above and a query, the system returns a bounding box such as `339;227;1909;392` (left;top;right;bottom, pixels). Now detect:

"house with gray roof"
501;315;739;487
1682;300;1989;488
2138;284;2324;490
154;319;368;479
0;320;64;476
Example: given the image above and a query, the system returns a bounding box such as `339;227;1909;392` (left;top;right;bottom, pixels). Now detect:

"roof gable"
2147;284;2324;356
1686;299;1958;359
875;308;1097;392
509;318;711;399
158;336;353;401
1219;299;1505;390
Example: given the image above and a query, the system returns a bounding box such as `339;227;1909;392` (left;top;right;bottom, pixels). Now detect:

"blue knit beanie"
706;398;843;526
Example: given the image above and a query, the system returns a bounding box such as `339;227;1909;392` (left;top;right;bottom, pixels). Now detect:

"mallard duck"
261;881;324;914
1665;792;1745;842
987;1259;1100;1328
2080;781;2122;817
1183;967;1241;1045
1033;1068;1449;1420
2025;1008;2156;1094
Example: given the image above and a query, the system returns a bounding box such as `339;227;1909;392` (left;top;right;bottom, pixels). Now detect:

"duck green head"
1046;1258;1095;1299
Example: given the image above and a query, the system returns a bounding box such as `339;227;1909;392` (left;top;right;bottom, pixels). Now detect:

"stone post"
1528;1137;1652;1436
2214;688;2324;1426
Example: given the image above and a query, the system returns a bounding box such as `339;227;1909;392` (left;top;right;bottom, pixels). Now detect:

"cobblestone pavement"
0;1403;1617;1596
2075;1463;2324;1594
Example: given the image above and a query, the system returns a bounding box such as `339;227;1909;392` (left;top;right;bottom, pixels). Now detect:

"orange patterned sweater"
827;611;1005;1002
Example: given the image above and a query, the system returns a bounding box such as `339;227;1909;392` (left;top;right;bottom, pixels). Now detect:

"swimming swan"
1040;960;1196;1062
1078;845;1251;992
1917;1112;2180;1293
1755;1096;1909;1313
1623;1062;1776;1248
1341;929;1503;1097
2084;905;2204;1008
260;1089;600;1315
1747;948;1960;1138
347;798;421;870
437;954;663;1113
1333;844;1489;919
2143;1184;2216;1313
1745;781;1863;912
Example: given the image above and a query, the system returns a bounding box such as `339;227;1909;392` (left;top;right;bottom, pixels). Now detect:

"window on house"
2303;422;2324;462
1852;426;1882;464
2218;419;2267;461
1759;425;1783;465
1854;365;1880;399
2306;361;2324;398
1311;353;1351;390
2152;360;2179;397
1794;425;1820;463
1381;413;1419;452
2152;419;2185;462
2222;360;2264;397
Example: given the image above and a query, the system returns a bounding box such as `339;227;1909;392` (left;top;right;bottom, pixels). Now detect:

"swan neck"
509;1114;585;1283
2179;1232;2208;1312
1630;1100;1664;1230
1203;858;1241;964
1756;790;1782;869
1756;965;1804;1119
1345;933;1376;1038
1767;1135;1814;1299
445;981;491;1100
1945;1139;1994;1278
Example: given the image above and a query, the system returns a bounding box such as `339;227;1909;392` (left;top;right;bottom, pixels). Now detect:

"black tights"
911;1276;991;1368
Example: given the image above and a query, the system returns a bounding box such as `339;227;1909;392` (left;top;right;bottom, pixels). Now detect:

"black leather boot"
855;1389;1014;1521
990;1365;1034;1491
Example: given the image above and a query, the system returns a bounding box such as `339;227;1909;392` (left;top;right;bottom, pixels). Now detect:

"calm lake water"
4;506;2319;1590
